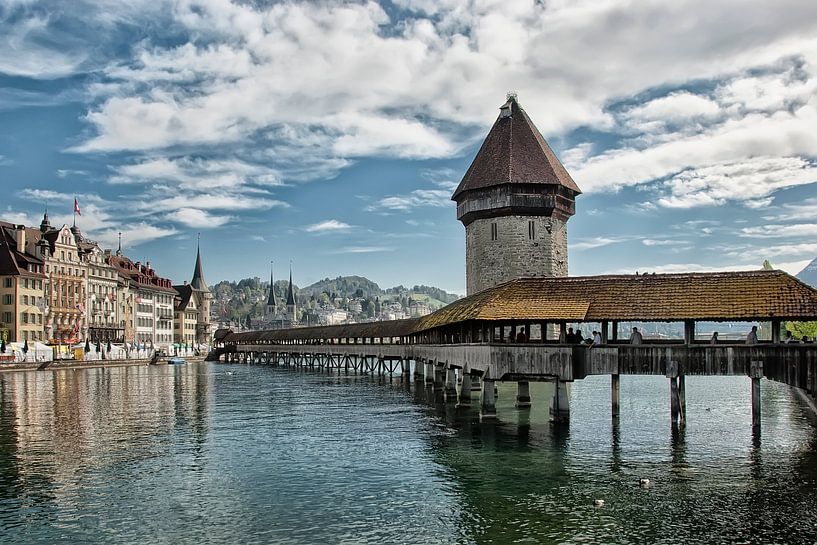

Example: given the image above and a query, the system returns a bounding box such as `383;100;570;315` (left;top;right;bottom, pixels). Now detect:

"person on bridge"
710;332;719;344
746;326;759;345
784;331;796;343
566;327;576;343
629;327;643;345
574;330;585;344
516;330;527;343
591;330;603;348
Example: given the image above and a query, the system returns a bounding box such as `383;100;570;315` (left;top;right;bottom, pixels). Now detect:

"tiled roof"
451;96;581;199
174;284;194;310
415;271;817;329
225;318;419;343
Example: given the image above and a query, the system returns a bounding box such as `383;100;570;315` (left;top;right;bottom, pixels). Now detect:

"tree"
785;321;817;340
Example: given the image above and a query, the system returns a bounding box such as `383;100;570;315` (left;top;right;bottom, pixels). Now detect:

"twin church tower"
454;94;581;295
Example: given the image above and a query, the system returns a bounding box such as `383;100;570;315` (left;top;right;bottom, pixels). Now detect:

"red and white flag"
73;197;81;216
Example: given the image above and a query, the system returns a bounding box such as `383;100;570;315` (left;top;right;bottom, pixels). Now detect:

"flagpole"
73;195;76;228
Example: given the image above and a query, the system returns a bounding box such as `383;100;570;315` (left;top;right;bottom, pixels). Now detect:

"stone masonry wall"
466;215;567;295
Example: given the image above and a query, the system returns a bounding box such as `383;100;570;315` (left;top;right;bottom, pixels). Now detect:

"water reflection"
0;365;815;544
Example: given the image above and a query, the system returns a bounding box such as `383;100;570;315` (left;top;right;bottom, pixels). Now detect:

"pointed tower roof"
40;208;51;233
286;264;296;306
267;262;277;307
452;95;581;200
190;239;209;292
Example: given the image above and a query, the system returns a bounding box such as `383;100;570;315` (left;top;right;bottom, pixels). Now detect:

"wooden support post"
540;321;548;342
668;360;680;426
771;319;781;344
684;320;695;344
611;321;618;342
443;367;457;402
601;321;609;344
524;323;531;342
751;360;763;433
434;365;445;388
480;379;497;421
678;373;686;426
559;323;567;343
515;381;531;409
456;365;472;408
611;374;620;420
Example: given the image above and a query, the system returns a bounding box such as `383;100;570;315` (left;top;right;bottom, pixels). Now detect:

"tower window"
528;221;535;240
491;222;498;241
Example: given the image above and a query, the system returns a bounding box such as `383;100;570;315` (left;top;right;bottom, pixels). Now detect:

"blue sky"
1;0;816;294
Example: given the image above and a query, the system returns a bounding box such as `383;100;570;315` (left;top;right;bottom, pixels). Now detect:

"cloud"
172;208;232;228
332;246;395;254
765;198;817;222
642;239;689;246
366;188;453;212
68;0;817;191
739;223;817;238
603;263;762;275
305;220;353;233
573;236;631;251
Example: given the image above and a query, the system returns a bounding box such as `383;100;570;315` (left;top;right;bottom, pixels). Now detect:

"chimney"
15;225;26;252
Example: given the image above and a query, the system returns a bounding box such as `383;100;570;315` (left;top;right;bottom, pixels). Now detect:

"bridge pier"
433;365;445;388
549;378;569;424
424;362;435;383
443;367;458;402
480;378;497;420
679;373;686;426
751;360;763;433
456;366;472;408
611;374;620;421
515;381;531;409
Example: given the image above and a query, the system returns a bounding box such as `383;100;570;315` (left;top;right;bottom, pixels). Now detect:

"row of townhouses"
0;213;212;349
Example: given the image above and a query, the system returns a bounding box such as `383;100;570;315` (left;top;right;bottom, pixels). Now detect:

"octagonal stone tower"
453;95;582;296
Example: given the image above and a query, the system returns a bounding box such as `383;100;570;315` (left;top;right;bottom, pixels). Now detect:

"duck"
639;478;650;487
594;499;605;507
225;371;234;376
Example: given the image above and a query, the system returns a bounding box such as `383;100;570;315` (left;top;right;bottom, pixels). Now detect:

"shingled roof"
224;318;418;343
414;270;817;329
452;95;581;200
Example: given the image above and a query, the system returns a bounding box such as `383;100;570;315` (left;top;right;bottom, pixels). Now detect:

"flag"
74;197;81;216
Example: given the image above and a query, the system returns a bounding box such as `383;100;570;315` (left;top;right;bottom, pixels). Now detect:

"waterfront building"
409;300;432;317
84;243;124;343
110;255;176;348
173;243;213;346
39;219;89;343
0;223;46;343
452;94;582;295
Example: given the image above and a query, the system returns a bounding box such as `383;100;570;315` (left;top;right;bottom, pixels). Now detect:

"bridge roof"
224;318;418;343
415;270;817;328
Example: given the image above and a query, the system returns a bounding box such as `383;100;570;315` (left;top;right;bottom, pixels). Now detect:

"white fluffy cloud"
305;220;352;233
67;0;817;195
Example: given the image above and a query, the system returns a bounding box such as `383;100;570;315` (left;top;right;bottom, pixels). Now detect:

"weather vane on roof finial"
507;91;518;101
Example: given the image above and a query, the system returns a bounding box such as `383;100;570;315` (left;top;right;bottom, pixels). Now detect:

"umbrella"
85;338;91;352
96;341;101;353
0;338;5;353
107;340;112;352
22;340;28;354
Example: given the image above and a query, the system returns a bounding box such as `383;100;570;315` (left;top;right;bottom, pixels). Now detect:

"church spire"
190;233;209;292
286;262;295;306
267;261;277;307
40;205;51;233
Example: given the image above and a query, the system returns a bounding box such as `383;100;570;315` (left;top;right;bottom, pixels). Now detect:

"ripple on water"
0;365;816;544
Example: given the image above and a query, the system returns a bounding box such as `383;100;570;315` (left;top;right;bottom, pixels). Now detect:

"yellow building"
0;223;46;342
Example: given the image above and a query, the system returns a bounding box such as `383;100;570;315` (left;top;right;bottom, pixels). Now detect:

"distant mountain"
796;256;817;288
209;275;461;325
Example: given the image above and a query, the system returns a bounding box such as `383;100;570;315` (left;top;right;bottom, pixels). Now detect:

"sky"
1;0;816;295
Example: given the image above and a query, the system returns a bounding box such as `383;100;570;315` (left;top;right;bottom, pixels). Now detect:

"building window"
491;222;498;241
2;294;12;305
4;278;12;288
528;220;535;240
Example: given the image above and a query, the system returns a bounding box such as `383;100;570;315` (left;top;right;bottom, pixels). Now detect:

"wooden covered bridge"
218;270;817;428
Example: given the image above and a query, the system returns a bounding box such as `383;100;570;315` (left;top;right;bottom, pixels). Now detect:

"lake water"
1;362;816;544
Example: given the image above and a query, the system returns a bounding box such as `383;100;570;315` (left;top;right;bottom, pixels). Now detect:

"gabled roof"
452;95;581;200
286;267;295;306
174;283;194;311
